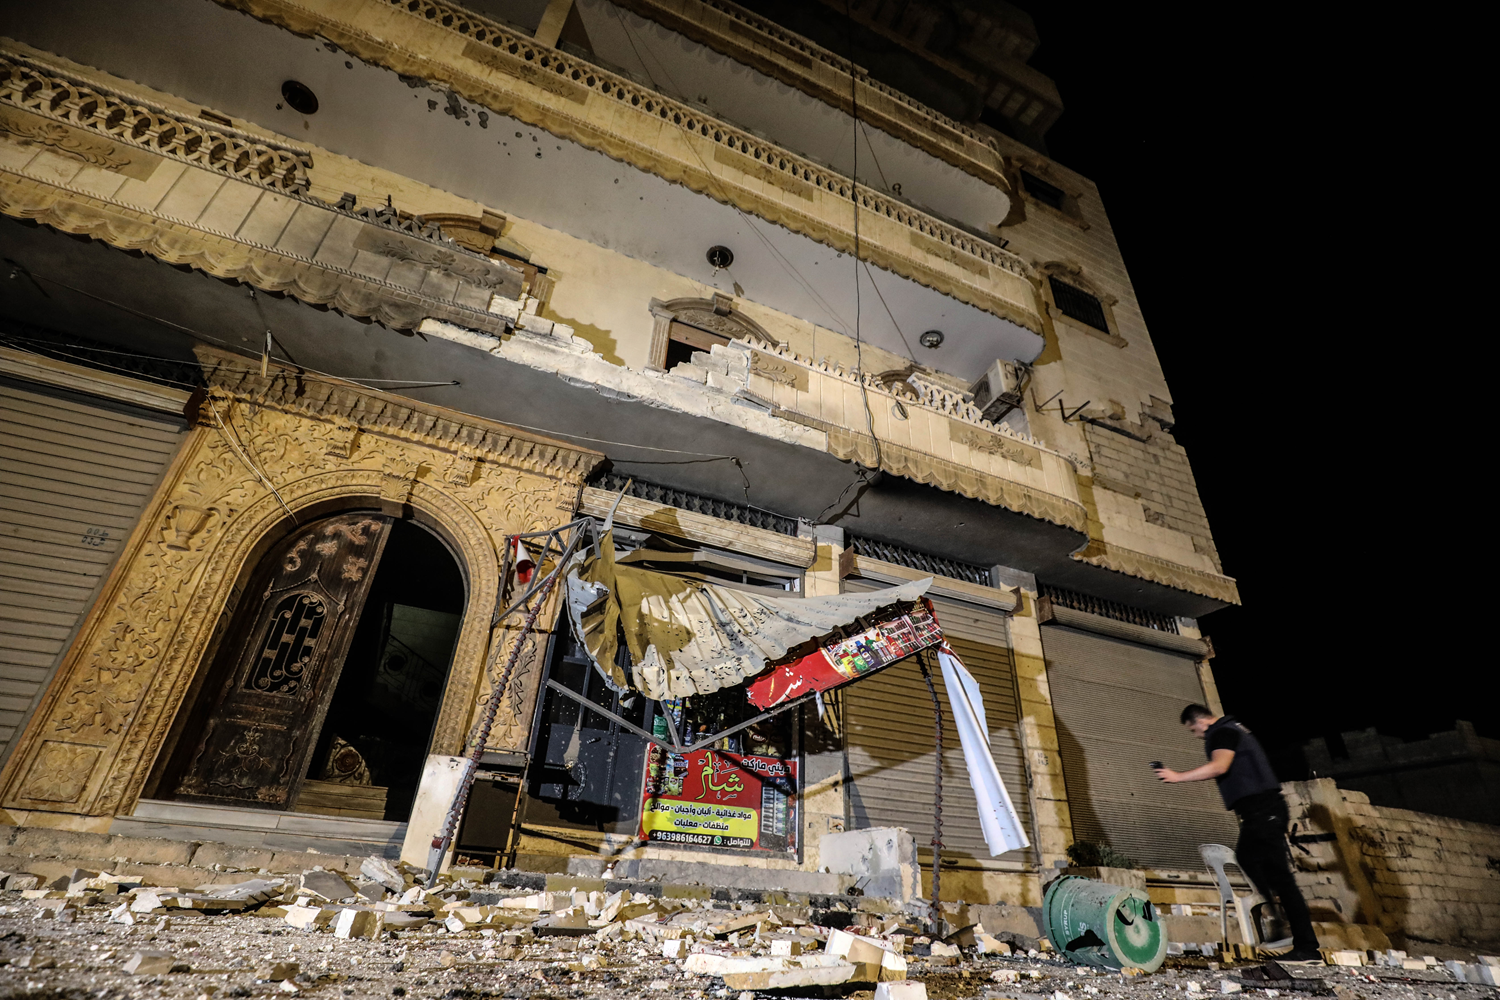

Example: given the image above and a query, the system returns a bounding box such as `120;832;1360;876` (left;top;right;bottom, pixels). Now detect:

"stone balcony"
420;309;1087;539
609;0;1014;190
213;0;1042;339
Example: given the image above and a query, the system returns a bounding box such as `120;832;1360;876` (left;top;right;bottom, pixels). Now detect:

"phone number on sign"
648;831;754;848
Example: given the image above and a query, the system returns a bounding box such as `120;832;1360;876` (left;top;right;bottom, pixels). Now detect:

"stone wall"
1283;779;1500;948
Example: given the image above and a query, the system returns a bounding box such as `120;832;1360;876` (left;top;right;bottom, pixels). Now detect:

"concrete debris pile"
3;857;1499;999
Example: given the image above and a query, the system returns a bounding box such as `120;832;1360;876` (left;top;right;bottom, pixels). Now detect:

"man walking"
1155;705;1321;963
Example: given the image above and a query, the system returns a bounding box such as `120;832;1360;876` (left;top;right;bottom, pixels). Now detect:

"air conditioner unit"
968;360;1029;422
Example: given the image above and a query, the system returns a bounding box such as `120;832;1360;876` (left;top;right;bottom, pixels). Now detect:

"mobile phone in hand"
1149;761;1163;770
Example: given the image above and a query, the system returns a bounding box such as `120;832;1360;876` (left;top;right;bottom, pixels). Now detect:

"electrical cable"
862;261;919;360
205;396;298;524
845;0;882;476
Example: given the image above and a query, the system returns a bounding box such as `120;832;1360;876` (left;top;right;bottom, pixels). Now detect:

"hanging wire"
205;396;298;524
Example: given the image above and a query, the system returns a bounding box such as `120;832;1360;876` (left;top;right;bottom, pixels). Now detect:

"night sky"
1020;4;1477;775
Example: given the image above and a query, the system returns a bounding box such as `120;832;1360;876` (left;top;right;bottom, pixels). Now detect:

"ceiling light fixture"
706;245;734;270
919;329;944;349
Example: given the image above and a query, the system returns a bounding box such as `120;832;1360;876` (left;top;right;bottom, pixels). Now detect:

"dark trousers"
1235;794;1319;952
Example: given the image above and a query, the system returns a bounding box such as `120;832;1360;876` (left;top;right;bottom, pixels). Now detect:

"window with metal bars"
1021;170;1066;210
846;534;993;587
591;472;799;536
1038;582;1179;634
1047;276;1110;333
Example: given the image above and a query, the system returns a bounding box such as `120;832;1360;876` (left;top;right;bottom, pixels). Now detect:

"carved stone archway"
0;350;600;829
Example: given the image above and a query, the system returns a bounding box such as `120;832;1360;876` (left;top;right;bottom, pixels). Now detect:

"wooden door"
174;513;393;808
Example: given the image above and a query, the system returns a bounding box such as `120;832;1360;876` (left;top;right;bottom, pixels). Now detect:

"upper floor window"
1048;276;1109;333
1020;170;1066;210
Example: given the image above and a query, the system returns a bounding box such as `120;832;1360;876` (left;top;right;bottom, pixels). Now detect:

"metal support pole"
919;653;944;935
426;545;569;884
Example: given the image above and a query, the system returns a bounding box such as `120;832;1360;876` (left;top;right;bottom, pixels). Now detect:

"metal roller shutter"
842;577;1036;866
1041;625;1238;870
0;380;185;762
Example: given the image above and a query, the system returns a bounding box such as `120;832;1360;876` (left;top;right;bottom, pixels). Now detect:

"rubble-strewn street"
2;859;1495;1000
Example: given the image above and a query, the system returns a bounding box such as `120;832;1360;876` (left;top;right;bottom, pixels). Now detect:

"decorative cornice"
211;0;1041;333
198;348;604;481
776;406;1088;535
611;0;1011;189
0;51;313;194
0;171;509;335
1070;543;1241;607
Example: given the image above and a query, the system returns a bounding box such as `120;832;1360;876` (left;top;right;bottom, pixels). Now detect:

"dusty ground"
1;875;1495;1000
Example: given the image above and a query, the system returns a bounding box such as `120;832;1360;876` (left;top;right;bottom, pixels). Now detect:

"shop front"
0;349;601;834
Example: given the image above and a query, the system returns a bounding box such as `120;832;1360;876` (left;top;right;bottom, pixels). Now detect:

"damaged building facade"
1;0;1242;910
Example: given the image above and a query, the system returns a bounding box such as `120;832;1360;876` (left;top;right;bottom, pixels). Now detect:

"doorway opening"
309;519;465;822
164;512;465;822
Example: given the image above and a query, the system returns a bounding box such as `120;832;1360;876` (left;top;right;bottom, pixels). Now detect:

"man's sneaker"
1275;948;1325;966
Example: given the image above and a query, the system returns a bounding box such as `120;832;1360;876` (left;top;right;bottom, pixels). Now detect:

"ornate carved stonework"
0;51;313;193
950;421;1039;467
0;350;600;824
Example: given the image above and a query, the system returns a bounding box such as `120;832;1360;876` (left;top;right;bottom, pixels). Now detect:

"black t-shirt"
1203;716;1281;812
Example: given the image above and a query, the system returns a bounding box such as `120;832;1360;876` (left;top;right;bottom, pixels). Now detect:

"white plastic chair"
1199;843;1261;948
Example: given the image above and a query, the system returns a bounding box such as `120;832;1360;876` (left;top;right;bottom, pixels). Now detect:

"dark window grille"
1038;582;1179;634
591;472;799;536
1021;170;1066;210
847;534;993;587
1048;276;1110;333
0;321;204;390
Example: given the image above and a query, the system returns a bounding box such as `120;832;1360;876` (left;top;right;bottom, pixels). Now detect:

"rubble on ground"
1;857;1496;999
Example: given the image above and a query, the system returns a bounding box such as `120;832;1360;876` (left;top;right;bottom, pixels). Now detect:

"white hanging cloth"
937;643;1030;857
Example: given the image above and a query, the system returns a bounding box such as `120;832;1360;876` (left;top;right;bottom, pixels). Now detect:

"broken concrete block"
284;905;332;931
875;983;928;1000
1444;961;1474;982
110;902;136;925
771;938;805;956
534;906;593;936
255;961;300;981
827;927;892;970
360;856;405;893
929;941;961;958
5;874;41;891
992;970;1022;984
1220;981;1242;994
818;828;921;901
124;951;176;976
1328;950;1363;966
11;955;55;970
301;871;354;901
354;881;386;902
722;962;860;991
1401;958;1426;970
333;908;381;939
32;898;75;919
975;933;1012;955
131;890;168;913
661;939;690;960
